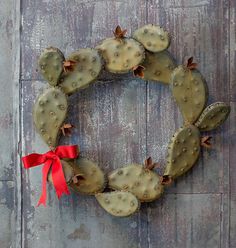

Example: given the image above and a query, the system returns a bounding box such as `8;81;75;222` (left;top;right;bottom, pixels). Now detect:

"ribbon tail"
37;160;52;207
51;158;70;199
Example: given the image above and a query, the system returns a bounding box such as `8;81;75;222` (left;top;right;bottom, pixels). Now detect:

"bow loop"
22;145;79;206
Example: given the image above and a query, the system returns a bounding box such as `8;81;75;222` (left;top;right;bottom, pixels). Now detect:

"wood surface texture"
0;0;235;247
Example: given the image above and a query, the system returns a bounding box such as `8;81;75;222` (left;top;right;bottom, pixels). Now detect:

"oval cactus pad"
171;65;208;124
142;50;176;84
108;164;163;202
96;37;145;73
132;24;170;52
38;47;65;86
59;48;102;94
33;87;68;147
164;125;200;179
70;158;106;195
195;102;230;131
95;191;140;217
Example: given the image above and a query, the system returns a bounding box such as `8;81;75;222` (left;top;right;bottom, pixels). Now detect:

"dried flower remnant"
186;57;197;70
113;25;127;39
144;157;160;170
160;175;172;185
133;65;145;78
201;136;212;148
61;123;74;136
63;60;76;72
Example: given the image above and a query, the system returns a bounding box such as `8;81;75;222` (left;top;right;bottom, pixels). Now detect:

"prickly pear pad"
195;102;230;131
132;24;170;52
70;158;106;195
108;164;163;202
38;47;65;86
96;37;145;73
141;50;176;84
171;65;208;124
164;125;200;179
95;191;140;217
33;87;68;147
23;24;231;217
59;48;103;94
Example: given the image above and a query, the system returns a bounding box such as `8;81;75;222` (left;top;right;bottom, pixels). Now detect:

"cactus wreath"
22;25;231;217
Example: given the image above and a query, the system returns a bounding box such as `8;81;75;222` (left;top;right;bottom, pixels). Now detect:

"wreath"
22;25;230;217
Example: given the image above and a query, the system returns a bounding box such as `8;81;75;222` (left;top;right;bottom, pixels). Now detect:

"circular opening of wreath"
23;24;230;217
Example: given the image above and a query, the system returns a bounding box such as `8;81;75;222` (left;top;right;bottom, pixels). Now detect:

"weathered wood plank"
230;1;236;101
0;0;21;247
229;102;236;247
0;181;15;248
148;193;222;248
229;2;236;247
0;0;16;180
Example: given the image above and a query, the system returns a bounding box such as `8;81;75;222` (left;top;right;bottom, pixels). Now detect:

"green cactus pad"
38;47;65;86
164;125;200;179
141;50;176;84
95;191;140;217
132;24;170;52
70;158;106;195
48;160;74;184
96;38;145;73
171;65;208;124
33;87;68;147
195;102;230;131
108;164;163;202
59;48;102;94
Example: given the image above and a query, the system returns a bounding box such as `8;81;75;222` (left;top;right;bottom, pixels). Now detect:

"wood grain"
2;0;234;247
0;0;20;247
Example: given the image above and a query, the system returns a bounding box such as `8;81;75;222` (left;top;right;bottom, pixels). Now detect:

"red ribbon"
22;145;78;206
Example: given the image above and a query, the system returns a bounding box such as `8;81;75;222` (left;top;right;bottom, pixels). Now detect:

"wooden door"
1;0;236;247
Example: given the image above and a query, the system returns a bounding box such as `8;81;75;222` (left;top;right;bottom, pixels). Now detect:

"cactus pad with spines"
95;191;140;217
48;160;74;184
132;24;170;52
38;47;65;86
108;164;163;202
171;65;208;124
164;125;200;179
195;102;230;131
96;38;145;73
33;87;68;147
70;158;106;195
59;48;102;94
141;50;176;84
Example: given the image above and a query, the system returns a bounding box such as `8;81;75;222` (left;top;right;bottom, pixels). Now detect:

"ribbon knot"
22;145;79;206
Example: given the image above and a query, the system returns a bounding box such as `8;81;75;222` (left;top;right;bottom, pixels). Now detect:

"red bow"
22;145;78;206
